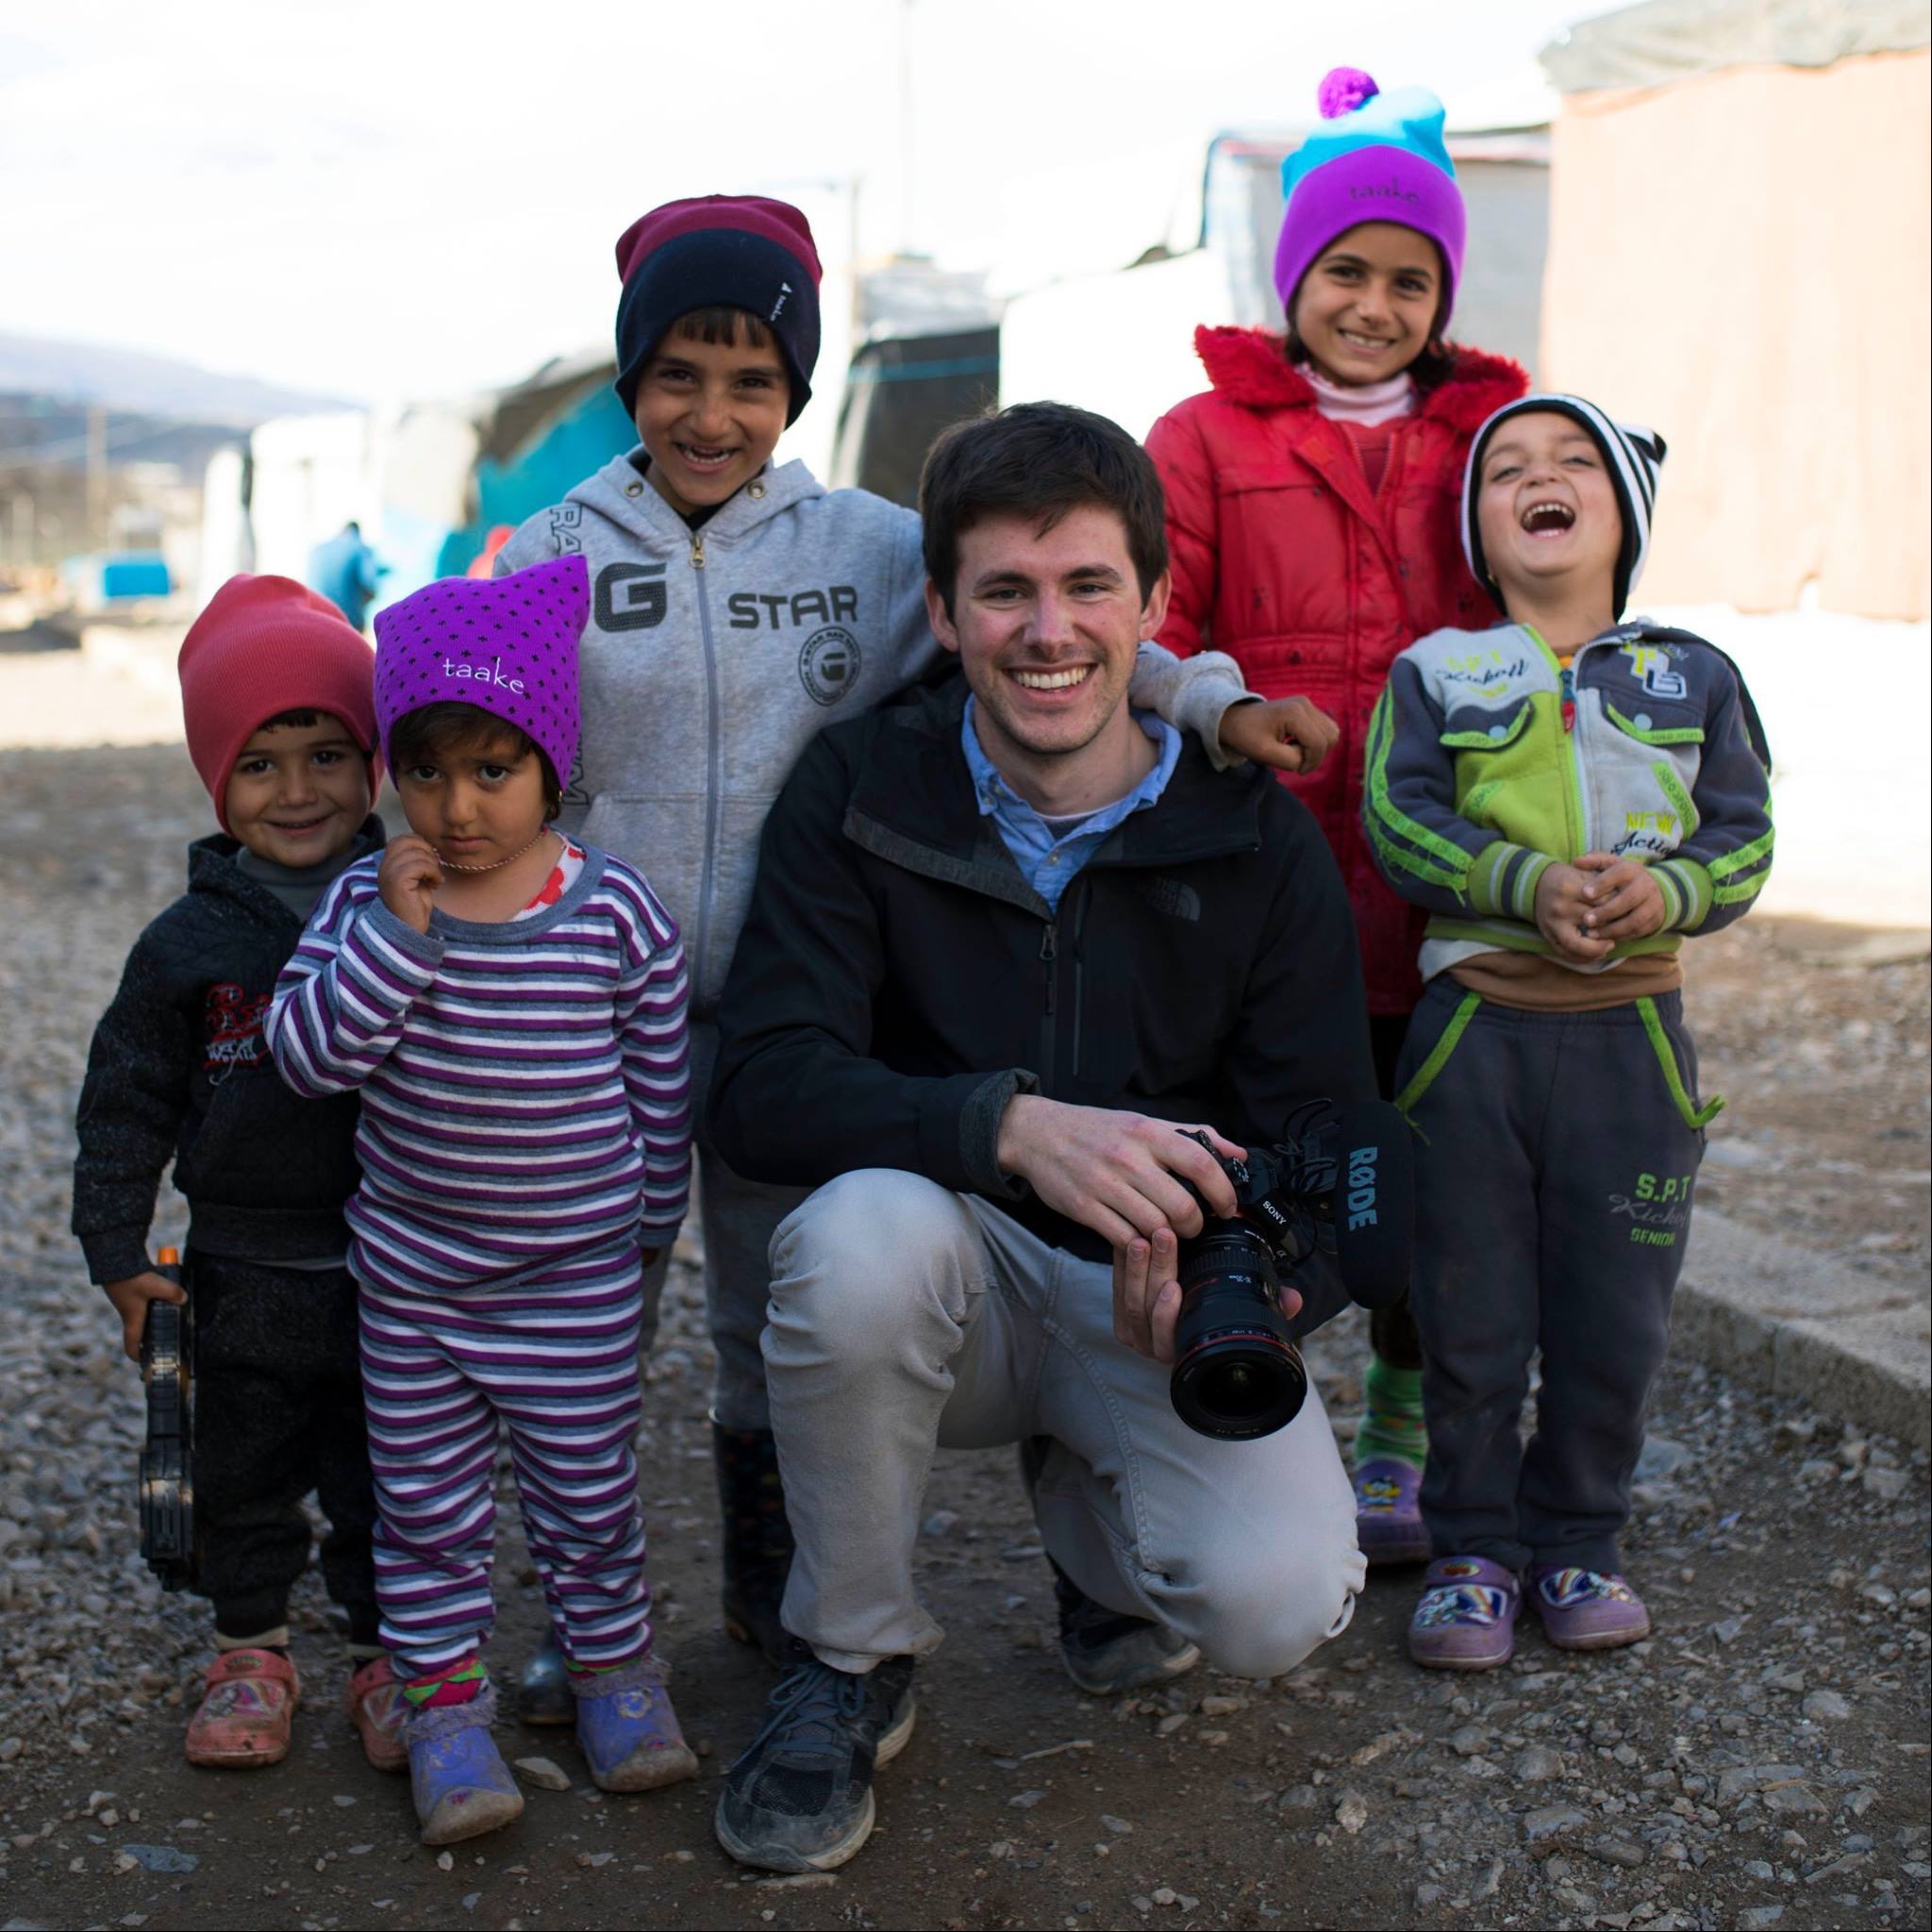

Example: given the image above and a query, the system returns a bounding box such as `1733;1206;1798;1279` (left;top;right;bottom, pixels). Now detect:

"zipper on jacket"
1068;880;1092;1080
690;531;723;1002
1038;921;1058;1085
1526;625;1599;855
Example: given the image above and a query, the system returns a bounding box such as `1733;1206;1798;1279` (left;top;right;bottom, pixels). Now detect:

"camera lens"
1168;1224;1308;1441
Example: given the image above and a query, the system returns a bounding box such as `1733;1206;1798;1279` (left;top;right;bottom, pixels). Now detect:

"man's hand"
378;835;442;934
1112;1226;1304;1366
1575;851;1668;942
1533;862;1614;963
1217;695;1341;775
996;1095;1245;1251
103;1269;188;1364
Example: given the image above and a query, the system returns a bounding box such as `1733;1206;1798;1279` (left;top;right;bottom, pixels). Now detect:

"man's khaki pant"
762;1170;1366;1677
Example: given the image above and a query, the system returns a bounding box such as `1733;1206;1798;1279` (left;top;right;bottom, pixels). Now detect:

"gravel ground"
2;745;1927;1932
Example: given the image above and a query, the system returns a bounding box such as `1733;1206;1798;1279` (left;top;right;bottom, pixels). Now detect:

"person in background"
1145;67;1529;1567
309;520;386;631
1364;395;1773;1667
72;576;399;1776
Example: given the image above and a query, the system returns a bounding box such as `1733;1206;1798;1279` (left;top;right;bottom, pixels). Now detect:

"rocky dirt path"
2;747;1926;1932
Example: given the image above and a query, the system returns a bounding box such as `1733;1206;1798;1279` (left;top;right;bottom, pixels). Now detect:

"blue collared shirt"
962;697;1181;914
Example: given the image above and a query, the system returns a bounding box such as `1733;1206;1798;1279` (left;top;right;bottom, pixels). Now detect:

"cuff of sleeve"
1173;663;1257;775
1652;858;1715;932
81;1230;153;1287
355;899;445;970
1467;841;1557;921
958;1069;1041;1199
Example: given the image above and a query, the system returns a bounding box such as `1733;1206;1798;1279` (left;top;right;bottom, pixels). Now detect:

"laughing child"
267;556;694;1843
73;576;400;1774
1363;394;1774;1667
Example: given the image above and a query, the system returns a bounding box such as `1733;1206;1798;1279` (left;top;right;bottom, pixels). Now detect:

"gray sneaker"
1053;1562;1201;1695
714;1654;916;1873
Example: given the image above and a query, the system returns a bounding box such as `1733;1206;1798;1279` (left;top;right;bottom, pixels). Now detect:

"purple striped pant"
358;1244;653;1678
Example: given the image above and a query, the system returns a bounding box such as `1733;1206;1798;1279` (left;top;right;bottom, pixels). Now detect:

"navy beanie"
612;196;823;425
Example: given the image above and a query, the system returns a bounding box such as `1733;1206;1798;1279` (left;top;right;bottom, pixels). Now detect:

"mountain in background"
0;331;354;427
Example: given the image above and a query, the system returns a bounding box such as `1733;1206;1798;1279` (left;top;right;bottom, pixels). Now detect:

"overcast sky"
2;0;1600;405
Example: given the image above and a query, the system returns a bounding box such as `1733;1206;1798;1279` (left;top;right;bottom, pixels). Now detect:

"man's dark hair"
918;402;1169;616
388;702;562;822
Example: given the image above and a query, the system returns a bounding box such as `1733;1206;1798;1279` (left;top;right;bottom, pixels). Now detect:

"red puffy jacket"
1146;327;1526;1016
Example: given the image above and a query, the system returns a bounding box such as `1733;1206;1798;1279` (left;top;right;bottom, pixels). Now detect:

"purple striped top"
266;845;691;1295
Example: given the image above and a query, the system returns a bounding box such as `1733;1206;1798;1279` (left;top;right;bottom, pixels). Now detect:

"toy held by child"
1145;67;1531;1563
492;192;1303;1699
266;556;696;1843
73;575;403;1774
1363;394;1774;1667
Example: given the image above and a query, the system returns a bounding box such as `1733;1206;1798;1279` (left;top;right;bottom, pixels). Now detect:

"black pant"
1396;983;1707;1572
1367;1013;1424;1373
190;1255;378;1643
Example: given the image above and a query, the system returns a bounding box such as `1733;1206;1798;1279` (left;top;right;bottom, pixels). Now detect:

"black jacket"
708;678;1375;1329
72;823;385;1284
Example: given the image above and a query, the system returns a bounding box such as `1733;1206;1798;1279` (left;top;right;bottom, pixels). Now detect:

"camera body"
1169;1100;1411;1441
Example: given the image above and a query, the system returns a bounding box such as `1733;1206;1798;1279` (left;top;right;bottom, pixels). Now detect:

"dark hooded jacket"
708;676;1375;1334
73;823;384;1284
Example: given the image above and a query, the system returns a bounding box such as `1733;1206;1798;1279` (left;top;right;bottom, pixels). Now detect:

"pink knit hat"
177;575;378;834
373;556;589;788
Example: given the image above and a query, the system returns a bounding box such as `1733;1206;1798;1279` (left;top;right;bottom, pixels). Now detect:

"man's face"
926;505;1169;769
224;711;371;866
1475;411;1624;610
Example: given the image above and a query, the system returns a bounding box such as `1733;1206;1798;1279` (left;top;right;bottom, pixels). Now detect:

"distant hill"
0;332;353;428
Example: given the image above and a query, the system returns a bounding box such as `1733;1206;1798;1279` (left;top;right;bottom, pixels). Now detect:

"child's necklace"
435;828;554;874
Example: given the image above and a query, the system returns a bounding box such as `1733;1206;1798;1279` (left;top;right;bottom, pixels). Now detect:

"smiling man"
705;403;1380;1873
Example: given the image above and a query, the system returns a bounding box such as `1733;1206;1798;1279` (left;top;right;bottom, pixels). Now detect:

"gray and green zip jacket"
1363;620;1774;985
497;450;1252;1015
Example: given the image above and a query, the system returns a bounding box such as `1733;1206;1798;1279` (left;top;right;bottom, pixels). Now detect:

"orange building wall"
1541;51;1930;620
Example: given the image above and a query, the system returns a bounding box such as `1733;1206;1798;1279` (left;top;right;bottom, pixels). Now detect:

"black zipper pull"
1041;924;1058;1015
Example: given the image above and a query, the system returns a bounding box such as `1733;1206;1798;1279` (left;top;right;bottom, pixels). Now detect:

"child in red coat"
1146;68;1526;1562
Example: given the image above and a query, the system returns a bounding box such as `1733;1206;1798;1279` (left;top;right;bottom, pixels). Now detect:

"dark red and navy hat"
612;195;823;425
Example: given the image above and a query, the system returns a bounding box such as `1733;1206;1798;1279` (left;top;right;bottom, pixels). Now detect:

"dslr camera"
1169;1099;1413;1441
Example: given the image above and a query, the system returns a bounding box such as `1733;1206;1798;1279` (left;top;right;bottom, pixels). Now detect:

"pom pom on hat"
1318;67;1380;119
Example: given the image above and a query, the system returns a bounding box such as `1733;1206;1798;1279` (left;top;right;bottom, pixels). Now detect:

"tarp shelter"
1538;0;1931;619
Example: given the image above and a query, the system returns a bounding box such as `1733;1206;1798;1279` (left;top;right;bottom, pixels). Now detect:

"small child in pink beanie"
74;574;403;1777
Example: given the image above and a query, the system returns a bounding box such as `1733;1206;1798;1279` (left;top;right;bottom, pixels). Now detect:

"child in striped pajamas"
267;556;695;1845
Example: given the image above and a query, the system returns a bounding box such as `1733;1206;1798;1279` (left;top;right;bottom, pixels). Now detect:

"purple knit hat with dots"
1274;67;1467;328
373;556;588;788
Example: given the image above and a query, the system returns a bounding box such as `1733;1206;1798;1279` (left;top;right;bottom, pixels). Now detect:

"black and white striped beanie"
1462;393;1666;616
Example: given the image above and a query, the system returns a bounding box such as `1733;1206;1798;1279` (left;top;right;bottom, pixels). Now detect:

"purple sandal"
1407;1556;1520;1671
1353;1458;1432;1565
1527;1567;1651;1650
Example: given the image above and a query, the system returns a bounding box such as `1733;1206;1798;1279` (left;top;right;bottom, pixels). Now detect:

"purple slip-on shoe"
1407;1556;1521;1671
1527;1566;1651;1650
1354;1457;1433;1565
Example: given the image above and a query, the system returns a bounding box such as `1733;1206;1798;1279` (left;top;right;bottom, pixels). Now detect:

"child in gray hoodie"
495;193;1330;1701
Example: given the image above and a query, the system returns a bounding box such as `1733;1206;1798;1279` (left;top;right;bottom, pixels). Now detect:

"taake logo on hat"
443;654;527;696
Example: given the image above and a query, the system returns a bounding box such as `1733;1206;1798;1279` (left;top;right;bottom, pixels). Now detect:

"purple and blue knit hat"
373;556;589;786
1274;68;1467;328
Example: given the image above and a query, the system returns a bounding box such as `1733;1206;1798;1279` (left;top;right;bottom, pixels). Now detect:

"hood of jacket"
1191;328;1527;435
186;818;387;926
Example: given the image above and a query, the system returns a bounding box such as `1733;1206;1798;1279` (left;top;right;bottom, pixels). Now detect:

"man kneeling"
708;402;1374;1872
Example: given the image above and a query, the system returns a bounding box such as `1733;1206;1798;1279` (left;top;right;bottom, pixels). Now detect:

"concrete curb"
1673;1208;1932;1448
